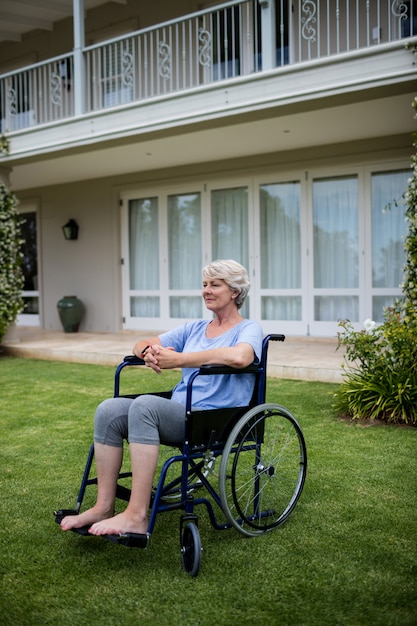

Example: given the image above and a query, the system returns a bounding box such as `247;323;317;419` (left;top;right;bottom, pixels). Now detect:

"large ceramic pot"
57;295;85;333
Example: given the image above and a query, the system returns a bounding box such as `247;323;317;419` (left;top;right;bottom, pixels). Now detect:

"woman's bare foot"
60;505;114;531
89;511;148;536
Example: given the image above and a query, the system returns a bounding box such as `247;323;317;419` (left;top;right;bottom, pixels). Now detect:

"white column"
259;0;276;71
73;0;86;116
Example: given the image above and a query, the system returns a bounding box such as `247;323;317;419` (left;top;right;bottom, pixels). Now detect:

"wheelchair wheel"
219;403;307;538
181;522;202;577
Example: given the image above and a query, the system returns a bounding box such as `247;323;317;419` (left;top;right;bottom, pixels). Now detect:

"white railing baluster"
175;22;179;92
150;30;154;98
327;0;331;56
190;18;194;89
356;0;360;48
336;0;340;54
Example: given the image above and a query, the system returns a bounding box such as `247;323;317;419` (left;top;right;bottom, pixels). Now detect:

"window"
122;164;408;335
371;170;409;321
260;181;302;320
129;197;160;318
211;5;241;79
312;176;359;321
168;193;202;318
211;186;249;317
101;39;135;107
18;210;40;325
255;0;289;68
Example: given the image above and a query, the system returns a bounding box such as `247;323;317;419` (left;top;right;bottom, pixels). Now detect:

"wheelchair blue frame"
55;333;307;576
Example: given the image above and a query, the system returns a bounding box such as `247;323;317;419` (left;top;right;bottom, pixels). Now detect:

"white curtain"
211;186;249;317
371;170;409;288
129;197;160;317
211;187;249;264
260;181;301;320
168;193;202;318
313;176;359;321
313;176;358;288
314;295;359;322
260;182;301;287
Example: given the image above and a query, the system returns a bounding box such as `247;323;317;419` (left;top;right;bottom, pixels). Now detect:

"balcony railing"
0;0;415;133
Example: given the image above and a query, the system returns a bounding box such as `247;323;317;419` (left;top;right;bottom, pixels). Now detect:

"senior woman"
60;259;263;537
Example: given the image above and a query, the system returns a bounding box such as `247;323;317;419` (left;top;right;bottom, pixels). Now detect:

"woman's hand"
143;344;176;374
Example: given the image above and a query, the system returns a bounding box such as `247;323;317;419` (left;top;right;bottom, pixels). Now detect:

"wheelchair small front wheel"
219;403;307;538
181;522;202;577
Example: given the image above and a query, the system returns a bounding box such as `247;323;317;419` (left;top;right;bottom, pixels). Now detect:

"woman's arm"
132;336;162;358
143;342;255;374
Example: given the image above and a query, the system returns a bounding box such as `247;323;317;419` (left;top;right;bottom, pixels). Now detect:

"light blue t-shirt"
159;319;263;409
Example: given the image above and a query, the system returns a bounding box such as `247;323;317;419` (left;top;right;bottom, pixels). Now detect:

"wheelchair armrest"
123;355;145;365
114;355;145;396
185;363;262;414
269;333;285;342
198;364;261;375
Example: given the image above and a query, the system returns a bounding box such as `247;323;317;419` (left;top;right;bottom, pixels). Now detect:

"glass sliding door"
122;164;409;336
312;175;359;323
371;170;409;321
259;181;302;322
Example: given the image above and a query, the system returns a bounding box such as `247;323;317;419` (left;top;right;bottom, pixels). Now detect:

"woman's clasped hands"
142;344;176;374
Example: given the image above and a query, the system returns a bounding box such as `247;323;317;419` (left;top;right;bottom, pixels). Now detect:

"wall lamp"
62;219;79;241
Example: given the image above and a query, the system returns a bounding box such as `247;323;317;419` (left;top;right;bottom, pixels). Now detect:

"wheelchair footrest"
103;532;150;549
54;510;149;547
54;509;92;536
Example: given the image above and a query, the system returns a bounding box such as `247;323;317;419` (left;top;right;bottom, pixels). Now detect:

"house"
0;0;416;338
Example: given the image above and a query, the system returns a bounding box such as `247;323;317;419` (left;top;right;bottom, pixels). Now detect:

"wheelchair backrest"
184;333;284;449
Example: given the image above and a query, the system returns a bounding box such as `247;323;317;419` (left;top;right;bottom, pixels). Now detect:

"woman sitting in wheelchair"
59;259;263;537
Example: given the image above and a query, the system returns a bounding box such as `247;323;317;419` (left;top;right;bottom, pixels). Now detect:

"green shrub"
335;126;417;426
0;182;24;343
335;314;417;425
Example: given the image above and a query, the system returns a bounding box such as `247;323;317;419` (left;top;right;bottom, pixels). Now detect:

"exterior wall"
15;132;413;334
18;179;120;332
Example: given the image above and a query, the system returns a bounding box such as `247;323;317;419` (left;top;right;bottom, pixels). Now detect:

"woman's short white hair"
202;259;250;309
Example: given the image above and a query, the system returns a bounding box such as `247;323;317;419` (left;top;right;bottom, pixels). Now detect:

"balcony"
0;0;416;137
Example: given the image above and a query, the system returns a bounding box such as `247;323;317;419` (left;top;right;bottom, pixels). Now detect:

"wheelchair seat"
54;333;307;576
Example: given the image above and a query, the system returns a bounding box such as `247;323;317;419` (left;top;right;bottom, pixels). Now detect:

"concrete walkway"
1;326;345;383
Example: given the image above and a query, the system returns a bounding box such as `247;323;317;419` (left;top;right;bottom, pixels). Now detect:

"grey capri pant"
94;395;186;447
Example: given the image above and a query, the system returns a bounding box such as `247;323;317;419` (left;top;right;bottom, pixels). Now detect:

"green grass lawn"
1;356;416;626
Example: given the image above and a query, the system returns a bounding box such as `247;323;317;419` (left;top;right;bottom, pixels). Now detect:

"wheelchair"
54;333;307;576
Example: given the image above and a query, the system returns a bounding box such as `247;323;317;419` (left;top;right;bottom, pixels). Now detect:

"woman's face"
202;277;237;314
